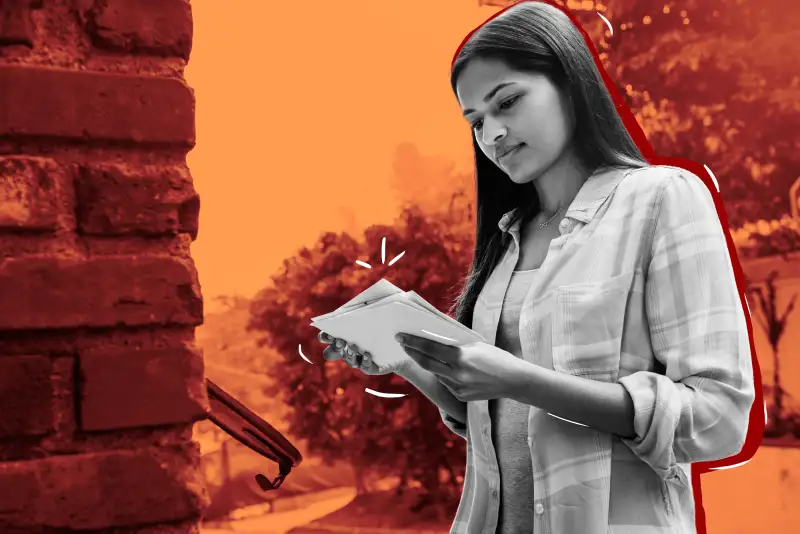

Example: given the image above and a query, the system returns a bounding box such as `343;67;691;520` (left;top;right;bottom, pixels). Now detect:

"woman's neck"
533;150;592;215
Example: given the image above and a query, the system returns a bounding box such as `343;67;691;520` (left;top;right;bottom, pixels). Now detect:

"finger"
362;353;391;375
323;344;344;362
344;344;361;368
396;333;458;365
343;344;355;366
401;344;453;377
318;331;335;344
349;344;365;368
360;351;373;373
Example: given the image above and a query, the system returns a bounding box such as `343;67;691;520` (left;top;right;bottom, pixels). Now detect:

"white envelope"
311;296;484;368
310;279;404;323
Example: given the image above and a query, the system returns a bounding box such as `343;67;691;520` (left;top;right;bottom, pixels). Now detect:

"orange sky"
185;0;501;311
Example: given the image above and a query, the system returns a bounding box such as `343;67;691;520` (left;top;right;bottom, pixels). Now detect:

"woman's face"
455;57;575;184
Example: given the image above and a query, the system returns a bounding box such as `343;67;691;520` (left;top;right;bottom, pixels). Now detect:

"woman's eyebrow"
462;82;518;116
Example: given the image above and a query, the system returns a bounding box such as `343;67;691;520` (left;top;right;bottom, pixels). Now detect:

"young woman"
320;1;755;532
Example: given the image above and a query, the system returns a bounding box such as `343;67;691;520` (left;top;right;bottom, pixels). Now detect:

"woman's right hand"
318;332;410;376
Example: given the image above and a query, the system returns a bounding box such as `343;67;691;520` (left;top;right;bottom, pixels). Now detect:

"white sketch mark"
382;237;387;264
598;12;613;36
298;344;313;364
704;164;720;192
710;459;752;471
365;388;407;398
388;251;406;266
547;413;589;427
355;260;372;269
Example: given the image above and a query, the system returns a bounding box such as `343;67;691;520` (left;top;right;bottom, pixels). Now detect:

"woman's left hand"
395;333;525;402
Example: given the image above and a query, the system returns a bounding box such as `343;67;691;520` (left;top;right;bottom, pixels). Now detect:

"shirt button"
492;489;498;498
535;503;544;515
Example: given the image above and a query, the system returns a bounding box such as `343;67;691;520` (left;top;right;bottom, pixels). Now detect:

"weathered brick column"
0;1;210;532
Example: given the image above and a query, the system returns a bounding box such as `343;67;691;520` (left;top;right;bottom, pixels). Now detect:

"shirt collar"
497;166;633;234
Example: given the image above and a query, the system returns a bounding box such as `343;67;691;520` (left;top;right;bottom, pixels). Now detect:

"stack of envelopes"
311;279;485;368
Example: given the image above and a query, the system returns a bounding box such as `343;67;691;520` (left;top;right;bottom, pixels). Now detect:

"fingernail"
394;334;404;343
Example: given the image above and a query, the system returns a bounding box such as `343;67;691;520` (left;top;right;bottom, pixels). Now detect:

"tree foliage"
590;0;799;225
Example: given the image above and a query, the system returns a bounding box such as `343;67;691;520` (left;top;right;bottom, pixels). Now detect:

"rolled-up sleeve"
618;169;755;481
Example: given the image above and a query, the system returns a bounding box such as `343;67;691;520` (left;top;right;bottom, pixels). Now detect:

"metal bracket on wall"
205;379;303;491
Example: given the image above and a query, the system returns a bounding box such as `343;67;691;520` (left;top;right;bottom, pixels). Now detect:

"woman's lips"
498;144;523;162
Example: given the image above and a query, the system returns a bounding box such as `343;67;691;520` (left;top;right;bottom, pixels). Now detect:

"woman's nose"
482;117;507;145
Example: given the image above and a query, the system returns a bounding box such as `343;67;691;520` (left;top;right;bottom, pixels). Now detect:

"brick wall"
0;1;210;532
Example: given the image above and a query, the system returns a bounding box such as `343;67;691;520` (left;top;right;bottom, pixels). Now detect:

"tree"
247;196;474;509
589;0;799;226
747;271;798;435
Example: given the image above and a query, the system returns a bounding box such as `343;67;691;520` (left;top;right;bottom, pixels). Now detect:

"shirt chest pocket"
550;270;635;382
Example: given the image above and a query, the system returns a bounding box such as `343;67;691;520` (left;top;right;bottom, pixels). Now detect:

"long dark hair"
448;0;648;328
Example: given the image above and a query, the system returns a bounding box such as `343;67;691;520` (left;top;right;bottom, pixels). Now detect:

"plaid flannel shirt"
441;165;755;534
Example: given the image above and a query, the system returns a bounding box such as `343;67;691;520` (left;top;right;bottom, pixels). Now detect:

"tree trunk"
395;468;409;497
353;462;367;495
772;343;783;425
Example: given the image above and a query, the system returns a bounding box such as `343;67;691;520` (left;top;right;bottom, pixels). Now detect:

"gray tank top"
488;268;537;533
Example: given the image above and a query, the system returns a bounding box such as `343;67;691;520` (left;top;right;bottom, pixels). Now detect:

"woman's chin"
507;167;540;185
495;156;541;184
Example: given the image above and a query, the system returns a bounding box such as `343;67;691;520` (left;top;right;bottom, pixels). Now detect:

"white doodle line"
365;388;407;399
598;12;613;36
356;236;405;269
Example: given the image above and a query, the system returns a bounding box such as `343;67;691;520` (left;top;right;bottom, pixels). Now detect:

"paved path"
201;487;357;534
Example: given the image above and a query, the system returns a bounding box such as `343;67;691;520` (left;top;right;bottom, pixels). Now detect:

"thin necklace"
537;205;566;228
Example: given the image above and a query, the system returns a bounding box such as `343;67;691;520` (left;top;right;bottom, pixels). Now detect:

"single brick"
0;65;195;146
0;444;209;530
0;0;39;47
79;345;208;432
0;156;61;233
0;255;203;330
0;355;55;438
85;0;192;59
75;163;199;239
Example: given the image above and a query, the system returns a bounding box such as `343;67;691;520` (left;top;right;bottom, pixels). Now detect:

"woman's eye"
471;119;483;132
499;95;520;110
